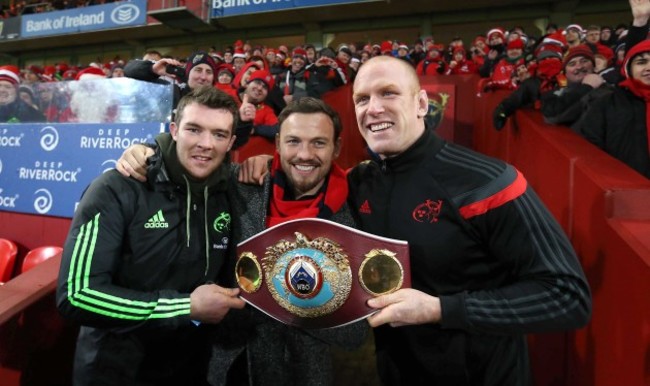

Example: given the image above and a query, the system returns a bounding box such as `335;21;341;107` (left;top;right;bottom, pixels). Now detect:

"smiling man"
347;55;591;385
57;87;245;386
115;97;368;385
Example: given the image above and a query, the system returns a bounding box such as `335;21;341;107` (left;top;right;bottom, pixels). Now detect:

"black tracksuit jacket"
56;142;233;386
347;129;591;386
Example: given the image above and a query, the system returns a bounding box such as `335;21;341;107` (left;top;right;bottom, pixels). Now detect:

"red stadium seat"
0;238;18;283
20;246;63;274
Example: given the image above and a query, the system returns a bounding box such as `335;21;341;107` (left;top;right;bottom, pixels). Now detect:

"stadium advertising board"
212;0;382;18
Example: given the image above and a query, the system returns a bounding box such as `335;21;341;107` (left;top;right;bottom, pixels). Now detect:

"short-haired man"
347;55;591;385
56;87;246;386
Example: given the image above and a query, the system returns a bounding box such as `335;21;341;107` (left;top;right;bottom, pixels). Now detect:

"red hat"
217;63;235;78
453;46;466;56
562;44;595;69
75;66;106;81
56;63;69;73
266;48;276;55
292;48;307;59
62;69;78;80
248;69;275;90
233;47;246;59
380;41;393;54
43;65;57;77
0;66;20;87
622;40;650;79
594;44;614;65
541;32;568;49
487;28;505;41
507;38;525;50
234;39;244;48
26;65;42;75
428;43;444;53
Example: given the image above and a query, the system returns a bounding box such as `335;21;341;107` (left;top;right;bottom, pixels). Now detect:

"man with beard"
232;56;591;385
540;44;611;129
0;66;45;123
115;97;370;386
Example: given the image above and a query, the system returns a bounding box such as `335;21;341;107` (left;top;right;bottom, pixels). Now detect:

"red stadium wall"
475;91;650;386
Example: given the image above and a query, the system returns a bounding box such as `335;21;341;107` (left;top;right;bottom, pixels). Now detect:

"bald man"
347;56;591;385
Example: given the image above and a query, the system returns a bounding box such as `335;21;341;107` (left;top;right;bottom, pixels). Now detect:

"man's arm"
56;173;245;330
367;173;591;334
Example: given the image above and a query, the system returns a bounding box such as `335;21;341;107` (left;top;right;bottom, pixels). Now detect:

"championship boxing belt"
235;218;411;329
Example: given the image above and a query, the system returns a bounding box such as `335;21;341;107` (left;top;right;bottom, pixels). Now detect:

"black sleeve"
124;60;164;83
540;84;593;125
233;120;253;150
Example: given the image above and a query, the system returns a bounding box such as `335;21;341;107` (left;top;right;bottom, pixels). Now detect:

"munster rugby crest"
261;232;352;318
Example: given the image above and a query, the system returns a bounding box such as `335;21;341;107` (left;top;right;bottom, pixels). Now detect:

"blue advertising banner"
21;0;147;38
211;0;382;18
0;123;164;218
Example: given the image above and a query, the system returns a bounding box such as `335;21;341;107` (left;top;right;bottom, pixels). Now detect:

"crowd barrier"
1;77;648;385
475;91;650;386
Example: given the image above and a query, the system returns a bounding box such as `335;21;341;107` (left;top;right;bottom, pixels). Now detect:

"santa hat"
542;31;568;49
211;52;224;61
292;48;307;59
185;51;218;81
62;69;78;80
0;66;20;87
75;66;106;81
398;43;409;51
564;24;585;40
233;48;246;59
428;43;445;53
487;28;505;41
248;69;275;90
562;44;595;69
234;39;244;49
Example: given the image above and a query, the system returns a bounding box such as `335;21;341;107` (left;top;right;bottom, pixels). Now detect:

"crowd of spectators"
1;1;648;177
0;0;115;18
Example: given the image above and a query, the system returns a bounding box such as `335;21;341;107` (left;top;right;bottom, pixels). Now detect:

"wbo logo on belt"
235;218;411;329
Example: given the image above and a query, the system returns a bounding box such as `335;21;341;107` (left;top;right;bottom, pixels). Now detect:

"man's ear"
417;90;429;119
334;137;342;159
169;122;179;141
227;135;236;152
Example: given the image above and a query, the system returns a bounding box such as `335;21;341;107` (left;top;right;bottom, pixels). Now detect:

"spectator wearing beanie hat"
416;43;446;76
445;46;478;75
215;63;238;100
492;40;566;131
0;65;46;123
541;44;610;129
234;68;279;147
482;38;526;91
